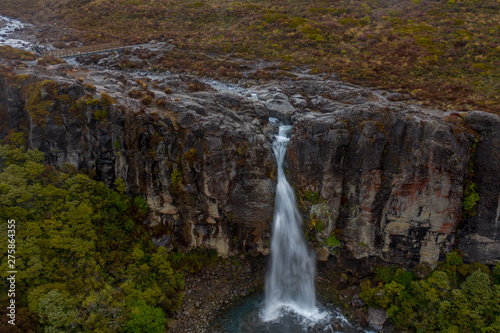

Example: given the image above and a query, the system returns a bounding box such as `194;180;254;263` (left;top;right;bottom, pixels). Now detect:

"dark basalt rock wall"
1;69;499;266
0;71;276;257
458;112;500;265
288;109;471;265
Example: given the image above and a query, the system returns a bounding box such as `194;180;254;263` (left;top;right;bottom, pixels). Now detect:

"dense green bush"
361;251;500;332
0;141;184;332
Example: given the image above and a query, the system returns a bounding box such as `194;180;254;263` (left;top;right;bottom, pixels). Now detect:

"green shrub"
463;183;479;212
376;266;397;284
446;251;464;266
493;262;500;285
122;300;167;333
361;251;499;331
394;269;415;287
184;148;197;163
304;191;321;204
0;144;183;332
288;17;307;28
313;219;324;232
169;248;220;274
325;234;341;248
170;168;183;192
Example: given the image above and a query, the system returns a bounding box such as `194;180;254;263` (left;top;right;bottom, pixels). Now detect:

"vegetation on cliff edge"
0;139;185;332
1;0;499;113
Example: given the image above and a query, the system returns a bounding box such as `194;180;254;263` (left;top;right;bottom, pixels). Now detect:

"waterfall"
262;119;325;322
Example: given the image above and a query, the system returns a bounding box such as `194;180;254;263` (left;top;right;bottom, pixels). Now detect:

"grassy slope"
1;0;499;113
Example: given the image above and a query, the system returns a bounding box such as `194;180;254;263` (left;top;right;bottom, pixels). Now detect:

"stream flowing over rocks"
1;56;499;270
0;15;33;50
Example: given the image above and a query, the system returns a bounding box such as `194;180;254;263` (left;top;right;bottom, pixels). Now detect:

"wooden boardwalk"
42;41;126;58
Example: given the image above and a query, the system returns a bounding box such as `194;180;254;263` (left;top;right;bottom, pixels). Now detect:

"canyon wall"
1;69;499;266
289;109;469;265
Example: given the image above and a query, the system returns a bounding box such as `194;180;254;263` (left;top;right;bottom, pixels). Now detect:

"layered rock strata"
1;65;498;266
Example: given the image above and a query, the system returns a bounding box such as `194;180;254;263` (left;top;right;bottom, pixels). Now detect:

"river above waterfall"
0;15;34;50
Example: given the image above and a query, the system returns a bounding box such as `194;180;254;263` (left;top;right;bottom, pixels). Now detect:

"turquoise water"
212;292;369;333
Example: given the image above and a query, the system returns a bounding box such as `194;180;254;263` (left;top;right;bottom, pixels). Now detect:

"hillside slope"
1;0;499;113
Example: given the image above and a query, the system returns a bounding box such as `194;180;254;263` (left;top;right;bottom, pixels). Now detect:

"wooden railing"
42;41;126;58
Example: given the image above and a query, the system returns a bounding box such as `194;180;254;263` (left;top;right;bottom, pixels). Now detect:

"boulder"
265;98;297;124
368;307;388;330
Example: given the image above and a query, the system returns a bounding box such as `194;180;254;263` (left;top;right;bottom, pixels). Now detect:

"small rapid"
0;15;34;50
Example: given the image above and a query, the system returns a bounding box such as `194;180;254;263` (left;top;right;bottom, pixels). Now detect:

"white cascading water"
262;119;326;323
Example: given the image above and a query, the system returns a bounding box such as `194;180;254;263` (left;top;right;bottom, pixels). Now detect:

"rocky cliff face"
1;68;277;257
1;65;499;266
458;112;500;265
288;107;470;265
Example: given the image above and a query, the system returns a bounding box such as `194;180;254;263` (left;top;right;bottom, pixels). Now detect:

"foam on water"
260;301;328;323
214;292;370;333
0;15;33;50
262;118;327;325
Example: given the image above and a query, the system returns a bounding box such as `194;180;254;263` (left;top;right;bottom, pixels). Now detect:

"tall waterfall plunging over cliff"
262;119;324;322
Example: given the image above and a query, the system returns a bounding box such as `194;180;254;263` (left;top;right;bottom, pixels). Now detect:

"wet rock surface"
1;64;277;256
458;111;500;264
1;54;499;267
288;107;471;265
171;256;265;333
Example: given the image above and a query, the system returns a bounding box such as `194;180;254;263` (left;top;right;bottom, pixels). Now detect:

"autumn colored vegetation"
36;55;65;66
0;1;499;330
1;0;498;113
0;46;36;61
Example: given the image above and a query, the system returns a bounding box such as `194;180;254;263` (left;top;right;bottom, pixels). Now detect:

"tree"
37;290;79;331
122;300;167;333
0;144;184;332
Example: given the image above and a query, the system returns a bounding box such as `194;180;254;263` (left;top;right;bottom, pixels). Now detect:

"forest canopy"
0;140;184;332
360;252;500;332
